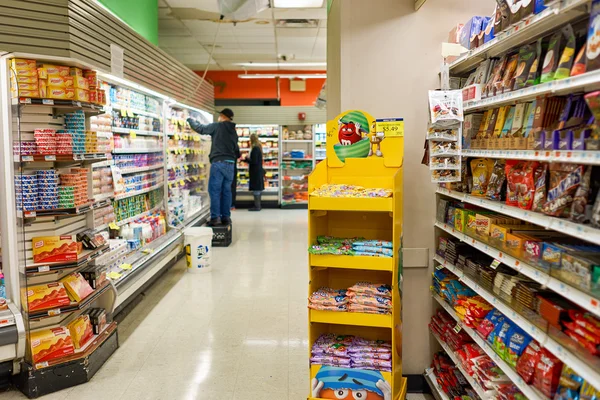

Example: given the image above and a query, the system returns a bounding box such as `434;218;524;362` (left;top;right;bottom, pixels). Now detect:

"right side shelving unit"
428;1;600;398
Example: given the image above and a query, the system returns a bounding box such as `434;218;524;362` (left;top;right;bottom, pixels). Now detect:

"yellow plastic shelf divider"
310;254;393;271
309;309;392;328
309;196;393;212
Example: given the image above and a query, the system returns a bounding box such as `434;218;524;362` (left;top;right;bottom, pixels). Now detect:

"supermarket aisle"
7;210;429;400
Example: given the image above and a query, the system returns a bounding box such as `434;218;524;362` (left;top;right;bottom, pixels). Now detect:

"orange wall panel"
201;70;325;107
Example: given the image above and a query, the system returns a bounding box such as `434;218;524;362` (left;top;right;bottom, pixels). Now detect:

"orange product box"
24;282;71;312
74;88;89;102
67;315;94;349
47;87;75;100
72;75;89;90
39;80;47;98
15;75;38;84
37;67;48;80
15;89;40;98
32;235;80;263
69;67;83;77
11;58;36;70
61;272;94;302
47;76;74;88
30;327;74;364
15;68;38;77
15;82;39;91
41;64;70;77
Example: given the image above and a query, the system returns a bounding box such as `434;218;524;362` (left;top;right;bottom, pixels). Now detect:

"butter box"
32;235;79;263
47;87;75;100
24;282;71;312
67;315;93;349
29;327;74;364
61;272;94;302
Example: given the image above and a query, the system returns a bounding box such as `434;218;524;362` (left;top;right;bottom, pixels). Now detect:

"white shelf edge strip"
437;188;600;244
424;368;451;400
119;163;164;175
114;182;164;201
429;327;490;399
431;294;548;400
461;149;600;166
433;255;600;386
434;221;600;318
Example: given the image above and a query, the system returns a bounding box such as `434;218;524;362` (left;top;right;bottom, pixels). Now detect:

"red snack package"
506;160;523;207
563;321;600;345
516;340;542;384
564;328;600;355
568;310;600;336
518;161;539;210
532;163;548;212
533;349;563;398
542;163;584;217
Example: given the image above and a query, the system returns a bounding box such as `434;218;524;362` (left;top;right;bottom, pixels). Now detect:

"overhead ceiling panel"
276;27;318;37
158;36;202;48
168;0;221;11
272;8;327;20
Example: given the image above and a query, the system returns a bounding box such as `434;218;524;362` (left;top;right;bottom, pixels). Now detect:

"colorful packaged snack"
541;31;564;83
66;314;94;349
586;0;600;73
352;240;392;249
477;309;503;339
514;44;537;90
572;43;588;77
564;328;600;355
24;282;71;312
527;39;544;87
543;164;584;216
32;235;80;263
500;53;519;93
516;341;542;384
506;326;533;367
471;158;494;197
347;282;392;298
533;349;563;398
555;24;577;80
563;321;600;345
570;166;592;223
506;160;523;207
429;90;464;124
569;310;600;337
532;163;548;212
580;380;600;400
29;327;74;364
518;161;539;210
494;321;514;360
485;160;506;201
60;272;94;302
554;366;584;400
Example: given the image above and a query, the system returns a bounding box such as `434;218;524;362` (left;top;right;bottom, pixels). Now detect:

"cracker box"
11;58;36;70
15;75;39;84
47;76;74;88
41;64;70;77
69;67;83;77
61;272;94;302
47;87;75;100
74;88;89;102
15;89;40;98
67;315;94;349
24;282;71;312
73;75;89;90
32;235;79;263
29;326;74;364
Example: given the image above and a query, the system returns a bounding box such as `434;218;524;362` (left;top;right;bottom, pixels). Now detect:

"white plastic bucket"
184;227;213;273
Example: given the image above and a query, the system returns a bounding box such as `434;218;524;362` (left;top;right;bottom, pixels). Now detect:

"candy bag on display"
533;349;563;398
543;164;584;216
532;163;548;212
506;326;533;367
506;160;523;207
516;341;542;384
518;161;539;210
471;158;494;197
429;90;464;125
570;166;592;223
554;366;584;400
485;160;507;201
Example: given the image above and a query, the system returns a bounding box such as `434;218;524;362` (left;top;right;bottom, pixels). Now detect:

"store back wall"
327;0;494;375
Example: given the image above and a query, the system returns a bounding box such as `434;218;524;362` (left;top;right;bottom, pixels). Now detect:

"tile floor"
4;210;430;400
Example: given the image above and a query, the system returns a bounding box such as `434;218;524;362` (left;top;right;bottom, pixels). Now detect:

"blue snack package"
507;326;533;367
580;379;600;400
555;365;584;400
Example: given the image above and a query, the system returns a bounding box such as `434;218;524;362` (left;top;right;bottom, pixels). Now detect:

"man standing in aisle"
188;108;239;227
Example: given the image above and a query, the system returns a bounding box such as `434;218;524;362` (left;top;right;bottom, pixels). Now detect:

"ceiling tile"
277;37;315;47
159;28;190;36
236;35;276;44
159;19;186;29
182;20;236;35
276;27;318;38
272;8;327;20
166;0;220;11
158;36;200;48
195;34;239;44
213;53;278;61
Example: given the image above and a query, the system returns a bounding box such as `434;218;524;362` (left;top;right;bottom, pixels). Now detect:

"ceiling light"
234;62;326;67
273;0;324;7
238;73;326;79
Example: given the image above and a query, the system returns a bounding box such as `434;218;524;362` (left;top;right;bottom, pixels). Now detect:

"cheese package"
47;87;75;100
61;272;94;302
67;315;94;349
29;327;74;364
32;235;80;263
24;282;71;312
47;76;74;88
72;75;89;90
41;64;70;77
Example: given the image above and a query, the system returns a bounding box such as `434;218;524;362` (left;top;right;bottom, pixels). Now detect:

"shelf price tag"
120;108;127;117
174;134;180;140
48;309;61;316
376;118;404;138
142;248;154;254
108;271;122;280
129;130;137;139
183;165;189;170
490;259;501;270
179;179;185;186
108;222;120;230
453;323;462;333
120;263;132;270
127;110;134;118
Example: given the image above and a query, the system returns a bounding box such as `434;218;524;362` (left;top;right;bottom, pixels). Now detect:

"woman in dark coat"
246;133;264;211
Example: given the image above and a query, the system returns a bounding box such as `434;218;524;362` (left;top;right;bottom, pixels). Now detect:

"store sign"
376;118;404;138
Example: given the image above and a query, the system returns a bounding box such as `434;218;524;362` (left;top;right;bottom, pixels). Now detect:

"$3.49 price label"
376;118;404;138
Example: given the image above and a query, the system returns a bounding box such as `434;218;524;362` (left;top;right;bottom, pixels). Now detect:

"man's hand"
376;380;392;400
311;378;324;397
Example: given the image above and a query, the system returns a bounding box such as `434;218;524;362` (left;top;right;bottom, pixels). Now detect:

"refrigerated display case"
314;123;326;163
280;124;314;208
2;55;212;397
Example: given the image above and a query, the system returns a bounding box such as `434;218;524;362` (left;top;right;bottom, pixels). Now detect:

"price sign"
376;118;404;138
45;155;56;161
38;266;50;273
120;263;132;270
127;110;134;118
120;109;127;117
453;323;462;333
108;222;120;230
48;309;61;316
108;271;122;280
129;130;137;139
42;99;54;105
490;259;501;270
142;248;154;254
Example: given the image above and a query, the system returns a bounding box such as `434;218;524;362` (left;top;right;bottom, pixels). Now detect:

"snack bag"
532;163;548;212
527;38;544;87
516;341;542;384
506;160;523;207
543;164;584;216
533;349;564;398
570;166;592;223
494;321;514;360
429;90;464;124
571;44;587;77
506;326;533;368
554;366;584;400
485;160;506;201
555;24;577;80
514;44;537;90
580;380;600;400
518;161;539;210
541;31;564;83
471;158;494;197
477;309;503;339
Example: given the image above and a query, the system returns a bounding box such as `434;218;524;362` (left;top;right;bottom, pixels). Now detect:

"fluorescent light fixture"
234;62;326;67
97;72;170;101
273;0;324;8
238;73;326;79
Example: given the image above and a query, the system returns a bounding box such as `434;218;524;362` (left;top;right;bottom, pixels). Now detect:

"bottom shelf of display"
16;322;118;399
309;309;392;328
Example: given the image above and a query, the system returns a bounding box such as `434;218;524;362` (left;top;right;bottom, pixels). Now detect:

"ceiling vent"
276;19;318;28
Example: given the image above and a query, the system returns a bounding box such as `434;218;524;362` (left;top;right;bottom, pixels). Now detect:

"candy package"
554;366;584;400
485;160;506;201
516;341;542;384
527;38;544;87
571;44;587;77
514;44;537;90
471;158;494;197
533;349;563;398
429;90;464;124
506;326;533;367
580;380;600;400
532;163;548;212
477;309;503;339
570;166;592;223
541;31;564;83
518;161;539;210
347;282;392;298
427;126;459;140
506;160;522;207
543;164;584;216
555;24;577;80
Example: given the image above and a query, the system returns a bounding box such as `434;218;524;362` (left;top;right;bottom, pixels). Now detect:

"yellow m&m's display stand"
307;110;406;400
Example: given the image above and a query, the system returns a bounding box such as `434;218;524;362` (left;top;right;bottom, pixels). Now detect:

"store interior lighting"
234;62;327;68
238;73;326;79
272;0;324;7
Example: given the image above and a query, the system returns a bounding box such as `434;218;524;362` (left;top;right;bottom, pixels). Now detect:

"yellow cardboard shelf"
309;196;393;212
310;254;393;272
309;309;392;328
